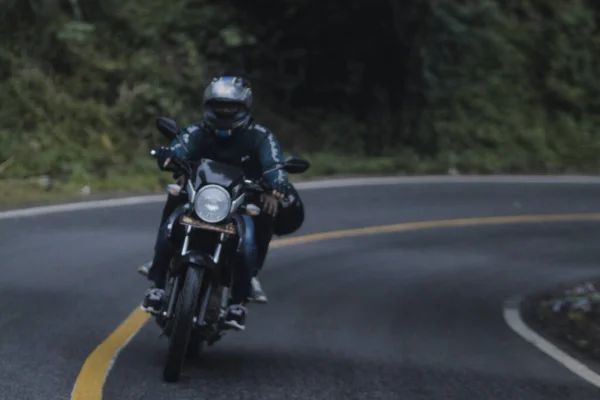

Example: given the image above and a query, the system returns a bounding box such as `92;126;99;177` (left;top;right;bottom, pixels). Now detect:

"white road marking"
503;296;600;389
2;175;600;220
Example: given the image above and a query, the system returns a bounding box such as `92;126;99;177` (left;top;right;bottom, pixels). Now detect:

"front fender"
171;250;216;277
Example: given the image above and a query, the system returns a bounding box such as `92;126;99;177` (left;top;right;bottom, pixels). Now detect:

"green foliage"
1;0;599;189
230;0;600;170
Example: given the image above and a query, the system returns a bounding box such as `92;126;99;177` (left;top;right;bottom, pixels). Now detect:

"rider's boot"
221;304;248;331
137;260;152;277
247;277;268;304
140;246;170;315
141;287;165;315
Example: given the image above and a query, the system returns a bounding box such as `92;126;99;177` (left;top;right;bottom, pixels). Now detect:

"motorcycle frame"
159;174;257;333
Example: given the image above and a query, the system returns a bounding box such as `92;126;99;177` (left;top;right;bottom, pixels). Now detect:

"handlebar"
150;149;270;194
150;148;193;175
243;179;268;192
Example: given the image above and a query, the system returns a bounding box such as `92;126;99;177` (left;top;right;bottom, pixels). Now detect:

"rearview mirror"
283;156;310;174
156;117;178;141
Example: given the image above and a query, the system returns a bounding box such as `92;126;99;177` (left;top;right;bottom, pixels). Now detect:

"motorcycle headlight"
193;184;232;223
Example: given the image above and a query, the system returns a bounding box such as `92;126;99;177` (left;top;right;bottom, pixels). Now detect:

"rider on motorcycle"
140;72;305;331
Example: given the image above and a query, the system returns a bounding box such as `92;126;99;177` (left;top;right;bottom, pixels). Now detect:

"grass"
3;149;600;209
0;173;165;208
0;153;422;209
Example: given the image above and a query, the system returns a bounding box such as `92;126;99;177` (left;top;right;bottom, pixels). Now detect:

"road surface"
1;177;600;399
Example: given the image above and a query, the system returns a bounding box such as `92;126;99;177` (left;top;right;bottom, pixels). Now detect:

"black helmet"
203;76;253;137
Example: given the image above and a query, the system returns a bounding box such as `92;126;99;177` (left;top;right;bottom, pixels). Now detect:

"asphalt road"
2;180;600;399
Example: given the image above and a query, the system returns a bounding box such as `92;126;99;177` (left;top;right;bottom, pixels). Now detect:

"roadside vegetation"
1;0;600;206
524;280;600;365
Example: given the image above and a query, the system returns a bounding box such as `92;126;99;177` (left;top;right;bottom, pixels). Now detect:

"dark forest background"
1;0;599;199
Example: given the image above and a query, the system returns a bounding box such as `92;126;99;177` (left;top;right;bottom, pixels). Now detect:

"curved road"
2;177;600;400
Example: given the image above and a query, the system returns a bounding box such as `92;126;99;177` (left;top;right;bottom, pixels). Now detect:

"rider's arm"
254;124;289;188
169;123;202;159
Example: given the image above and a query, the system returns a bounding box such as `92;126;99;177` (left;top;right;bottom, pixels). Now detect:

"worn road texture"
2;180;600;399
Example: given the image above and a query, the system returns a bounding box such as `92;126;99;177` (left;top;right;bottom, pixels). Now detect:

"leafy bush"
1;0;599;186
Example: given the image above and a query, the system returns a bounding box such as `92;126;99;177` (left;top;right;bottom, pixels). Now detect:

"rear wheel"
162;265;204;382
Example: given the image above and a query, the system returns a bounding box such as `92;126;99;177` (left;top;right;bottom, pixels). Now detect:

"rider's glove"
154;146;177;171
261;180;293;217
271;180;293;198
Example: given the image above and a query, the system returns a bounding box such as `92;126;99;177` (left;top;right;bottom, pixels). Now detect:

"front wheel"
162;265;204;382
186;331;205;360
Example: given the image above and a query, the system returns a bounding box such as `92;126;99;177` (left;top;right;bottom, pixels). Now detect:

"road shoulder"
505;280;600;388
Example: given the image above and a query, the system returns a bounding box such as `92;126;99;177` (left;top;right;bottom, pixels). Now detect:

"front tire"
186;332;205;360
162;265;204;382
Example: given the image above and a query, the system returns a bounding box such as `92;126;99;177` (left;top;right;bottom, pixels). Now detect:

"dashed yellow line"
71;212;600;399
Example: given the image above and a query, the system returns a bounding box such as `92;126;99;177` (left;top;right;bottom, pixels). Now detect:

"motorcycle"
149;117;310;383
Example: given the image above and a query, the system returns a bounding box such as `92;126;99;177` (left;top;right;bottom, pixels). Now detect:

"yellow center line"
70;212;600;399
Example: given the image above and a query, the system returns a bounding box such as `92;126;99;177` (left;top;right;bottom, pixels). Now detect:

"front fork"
195;231;228;326
163;226;229;325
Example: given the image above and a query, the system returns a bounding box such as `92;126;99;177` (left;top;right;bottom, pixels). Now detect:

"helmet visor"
204;100;247;130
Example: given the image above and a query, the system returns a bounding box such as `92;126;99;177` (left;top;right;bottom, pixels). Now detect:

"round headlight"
193;184;232;223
